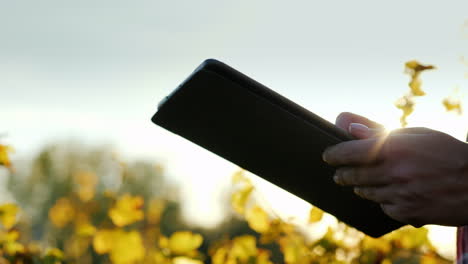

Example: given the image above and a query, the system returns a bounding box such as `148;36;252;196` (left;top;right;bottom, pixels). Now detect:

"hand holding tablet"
151;59;405;237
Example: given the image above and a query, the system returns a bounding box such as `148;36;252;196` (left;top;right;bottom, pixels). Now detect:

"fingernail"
349;123;371;138
322;150;329;163
333;175;341;184
333;169;341;184
349;123;369;134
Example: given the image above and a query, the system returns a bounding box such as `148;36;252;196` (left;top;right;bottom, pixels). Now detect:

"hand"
323;112;468;227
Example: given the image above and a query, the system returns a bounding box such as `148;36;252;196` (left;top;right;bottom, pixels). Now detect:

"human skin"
322;112;468;227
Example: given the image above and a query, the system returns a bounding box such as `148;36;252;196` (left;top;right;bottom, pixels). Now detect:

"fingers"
348;123;387;139
354;187;422;225
353;186;392;203
350;184;423;225
324;128;437;167
323;137;386;165
379;203;424;227
334;166;391;186
335;112;384;131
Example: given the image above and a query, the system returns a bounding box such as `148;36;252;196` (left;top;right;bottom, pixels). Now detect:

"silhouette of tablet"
151;59;404;237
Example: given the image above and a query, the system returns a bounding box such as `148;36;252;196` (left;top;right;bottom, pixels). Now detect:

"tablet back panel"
152;59;404;237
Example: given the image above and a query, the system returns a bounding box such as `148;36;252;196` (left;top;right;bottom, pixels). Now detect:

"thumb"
348;123;386;139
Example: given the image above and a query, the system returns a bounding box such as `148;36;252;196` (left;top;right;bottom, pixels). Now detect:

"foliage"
395;60;435;127
395;60;463;127
0;141;453;264
226;170;451;264
442;89;463;115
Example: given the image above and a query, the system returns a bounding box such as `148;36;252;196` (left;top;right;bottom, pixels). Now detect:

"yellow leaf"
76;222;96;237
405;60;435;72
108;194;144;227
362;236;391;254
230;235;257;262
75;212;96;236
443;98;462;114
395;95;415;127
246;206;270;233
0;230;19;241
4;241;25;255
397;227;430;249
173;256;204;264
308;207;323;223
49;198;75;228
260;219;293;244
0;230;25;255
169;231;203;255
409;78;425;96
397;60;435;128
94;229;146;263
257;249;273;264
109;230;145;264
211;247;228;264
0;144;13;169
385;226;431;250
0;203;19;229
279;236;309;264
159;235;169;249
232;170;250;184
405;60;420;70
231;170;255;216
231;185;253;215
93;229;115;254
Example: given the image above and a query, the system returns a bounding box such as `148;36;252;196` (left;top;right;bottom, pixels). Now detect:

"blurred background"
1;1;468;263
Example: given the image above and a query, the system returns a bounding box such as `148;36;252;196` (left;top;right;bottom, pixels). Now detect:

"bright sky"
1;0;468;259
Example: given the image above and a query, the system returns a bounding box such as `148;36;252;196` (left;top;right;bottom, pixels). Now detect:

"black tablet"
151;59;404;237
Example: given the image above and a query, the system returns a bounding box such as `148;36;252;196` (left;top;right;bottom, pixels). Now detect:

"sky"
1;0;468;259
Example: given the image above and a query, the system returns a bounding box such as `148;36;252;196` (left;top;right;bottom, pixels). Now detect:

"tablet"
151;59;404;237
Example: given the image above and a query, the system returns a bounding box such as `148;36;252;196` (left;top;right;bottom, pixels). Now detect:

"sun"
382;122;402;134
